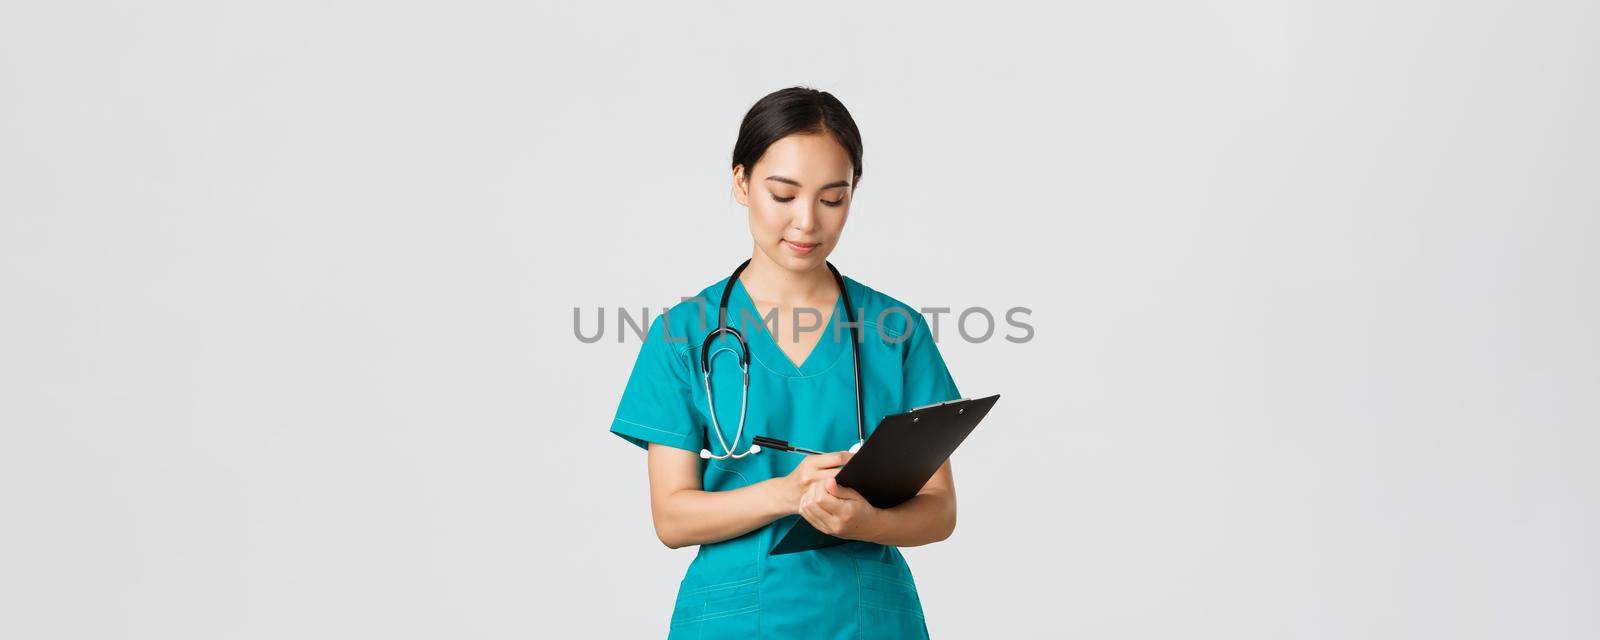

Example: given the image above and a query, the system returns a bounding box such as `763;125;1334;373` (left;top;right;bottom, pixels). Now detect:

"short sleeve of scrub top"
609;313;706;453
898;312;962;409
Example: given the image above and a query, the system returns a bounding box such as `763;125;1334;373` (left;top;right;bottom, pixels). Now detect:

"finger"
826;480;865;502
812;490;844;516
806;451;849;469
823;477;843;498
802;482;827;508
799;497;835;532
825;508;851;534
806;500;838;533
798;501;822;527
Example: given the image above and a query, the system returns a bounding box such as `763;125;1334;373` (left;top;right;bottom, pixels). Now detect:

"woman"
609;86;962;638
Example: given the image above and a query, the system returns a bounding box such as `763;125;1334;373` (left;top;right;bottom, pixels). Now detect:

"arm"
798;459;957;547
646;443;852;549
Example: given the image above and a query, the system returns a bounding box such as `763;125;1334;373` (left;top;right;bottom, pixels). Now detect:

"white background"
2;1;1596;638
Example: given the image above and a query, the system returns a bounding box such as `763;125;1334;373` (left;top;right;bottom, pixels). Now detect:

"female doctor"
609;86;963;639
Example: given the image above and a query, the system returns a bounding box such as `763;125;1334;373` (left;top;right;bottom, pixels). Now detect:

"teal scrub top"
610;273;962;639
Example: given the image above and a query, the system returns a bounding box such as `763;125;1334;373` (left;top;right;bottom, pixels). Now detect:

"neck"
739;246;836;306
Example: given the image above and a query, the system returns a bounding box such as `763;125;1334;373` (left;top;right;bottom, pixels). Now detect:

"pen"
751;436;827;456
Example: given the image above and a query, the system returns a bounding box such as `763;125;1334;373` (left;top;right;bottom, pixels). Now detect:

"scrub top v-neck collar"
728;276;848;379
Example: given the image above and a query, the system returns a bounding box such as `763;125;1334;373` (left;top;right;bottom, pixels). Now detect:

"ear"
732;165;750;206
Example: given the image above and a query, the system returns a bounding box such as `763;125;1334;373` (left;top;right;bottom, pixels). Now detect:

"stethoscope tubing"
700;259;865;460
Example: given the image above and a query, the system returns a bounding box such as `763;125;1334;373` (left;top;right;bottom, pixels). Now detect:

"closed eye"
770;195;846;207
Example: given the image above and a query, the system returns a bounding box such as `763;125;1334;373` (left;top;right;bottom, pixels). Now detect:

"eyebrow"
764;176;852;190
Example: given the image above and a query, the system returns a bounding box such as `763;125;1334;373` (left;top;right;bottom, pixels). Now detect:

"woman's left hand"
798;477;880;541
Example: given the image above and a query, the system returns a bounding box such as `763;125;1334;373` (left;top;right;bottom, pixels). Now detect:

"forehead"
753;133;854;183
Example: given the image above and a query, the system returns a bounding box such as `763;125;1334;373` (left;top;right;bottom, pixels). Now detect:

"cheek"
748;201;788;239
825;206;850;233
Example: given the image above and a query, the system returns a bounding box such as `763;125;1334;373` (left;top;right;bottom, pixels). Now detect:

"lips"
783;239;820;254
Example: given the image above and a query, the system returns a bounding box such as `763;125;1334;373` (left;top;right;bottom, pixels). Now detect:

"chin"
778;252;828;272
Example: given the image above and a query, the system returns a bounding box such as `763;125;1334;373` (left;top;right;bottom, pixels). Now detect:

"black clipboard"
769;394;1000;555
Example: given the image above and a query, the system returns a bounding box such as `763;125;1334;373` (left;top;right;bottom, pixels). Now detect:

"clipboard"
769;394;1001;555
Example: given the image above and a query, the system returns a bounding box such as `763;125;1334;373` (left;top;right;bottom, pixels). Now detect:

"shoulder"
643;275;730;355
842;275;930;345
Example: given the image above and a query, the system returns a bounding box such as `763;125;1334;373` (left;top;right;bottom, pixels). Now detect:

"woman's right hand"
773;451;853;515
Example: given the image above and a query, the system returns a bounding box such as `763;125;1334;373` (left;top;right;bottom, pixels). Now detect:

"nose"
791;200;819;233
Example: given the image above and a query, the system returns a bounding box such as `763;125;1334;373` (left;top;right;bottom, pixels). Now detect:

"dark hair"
731;86;864;188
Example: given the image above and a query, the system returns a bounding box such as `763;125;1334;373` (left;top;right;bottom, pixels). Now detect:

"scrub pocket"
668;573;760;639
852;556;928;639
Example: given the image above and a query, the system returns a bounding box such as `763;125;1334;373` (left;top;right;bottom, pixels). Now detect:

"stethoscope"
699;259;866;460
